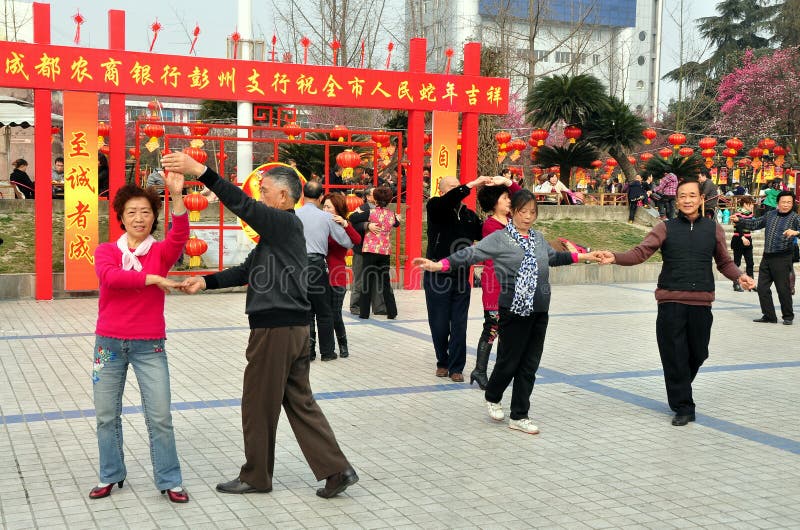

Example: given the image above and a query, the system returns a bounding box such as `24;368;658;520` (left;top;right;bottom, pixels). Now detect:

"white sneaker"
509;418;539;434
486;401;504;421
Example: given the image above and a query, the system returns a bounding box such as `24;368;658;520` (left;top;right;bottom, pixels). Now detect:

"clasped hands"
148;275;206;294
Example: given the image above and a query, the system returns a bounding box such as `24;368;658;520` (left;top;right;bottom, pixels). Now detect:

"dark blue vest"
658;214;717;292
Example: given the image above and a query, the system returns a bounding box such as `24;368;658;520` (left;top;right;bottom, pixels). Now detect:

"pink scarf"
116;233;155;271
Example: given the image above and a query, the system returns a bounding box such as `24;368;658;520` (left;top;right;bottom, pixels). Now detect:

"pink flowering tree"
714;47;800;157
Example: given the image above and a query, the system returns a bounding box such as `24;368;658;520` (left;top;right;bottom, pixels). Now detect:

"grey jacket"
446;228;574;312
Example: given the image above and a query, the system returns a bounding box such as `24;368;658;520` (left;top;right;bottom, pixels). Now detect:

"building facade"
413;0;662;117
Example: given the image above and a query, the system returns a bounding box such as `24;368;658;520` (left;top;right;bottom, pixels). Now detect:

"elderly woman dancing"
89;171;190;503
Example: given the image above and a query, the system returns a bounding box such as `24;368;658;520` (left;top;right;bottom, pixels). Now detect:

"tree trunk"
609;146;636;182
560;163;571;188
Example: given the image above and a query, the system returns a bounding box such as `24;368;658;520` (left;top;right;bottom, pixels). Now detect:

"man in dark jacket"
600;180;755;426
163;152;358;499
425;175;490;382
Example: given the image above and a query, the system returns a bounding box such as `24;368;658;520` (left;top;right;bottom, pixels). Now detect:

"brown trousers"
238;326;350;490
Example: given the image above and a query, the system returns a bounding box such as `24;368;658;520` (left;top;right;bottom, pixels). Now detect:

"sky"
29;0;718;116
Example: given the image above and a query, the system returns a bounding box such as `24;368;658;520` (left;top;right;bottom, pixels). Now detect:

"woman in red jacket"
471;176;521;388
323;193;362;358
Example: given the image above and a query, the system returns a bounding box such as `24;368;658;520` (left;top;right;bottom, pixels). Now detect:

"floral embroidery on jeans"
92;346;116;384
153;342;164;353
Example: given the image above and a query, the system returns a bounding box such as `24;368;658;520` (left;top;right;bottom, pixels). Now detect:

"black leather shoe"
783;319;793;326
671;413;696;426
316;467;359;498
216;478;271;494
321;354;338;361
753;316;778;323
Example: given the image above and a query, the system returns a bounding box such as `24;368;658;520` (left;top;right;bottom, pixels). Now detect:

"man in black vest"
599;180;755;426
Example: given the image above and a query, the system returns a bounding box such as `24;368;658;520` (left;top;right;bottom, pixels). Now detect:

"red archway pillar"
108;9;126;240
33;1;53;300
460;42;481;209
403;38;427;290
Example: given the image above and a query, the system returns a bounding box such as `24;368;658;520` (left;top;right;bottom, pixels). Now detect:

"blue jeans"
423;272;471;374
93;336;183;491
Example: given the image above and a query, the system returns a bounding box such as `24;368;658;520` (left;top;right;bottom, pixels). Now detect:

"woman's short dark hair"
776;190;795;202
510;189;537;215
12;158;27;168
112;184;162;234
323;192;349;218
372;186;392;207
478;184;508;213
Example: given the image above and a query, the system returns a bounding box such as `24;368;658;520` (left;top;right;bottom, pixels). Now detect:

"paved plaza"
0;282;798;529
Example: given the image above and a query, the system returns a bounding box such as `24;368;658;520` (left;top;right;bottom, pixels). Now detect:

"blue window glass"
479;0;637;28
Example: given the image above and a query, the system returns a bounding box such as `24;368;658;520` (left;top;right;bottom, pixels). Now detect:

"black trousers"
329;285;347;343
485;308;549;421
349;252;387;315
359;252;397;319
424;272;471;375
655;303;712;416
307;258;335;357
731;236;754;277
658;196;675;218
757;253;795;322
628;199;639;221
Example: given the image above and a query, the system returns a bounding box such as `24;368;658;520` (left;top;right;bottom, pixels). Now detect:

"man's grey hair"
265;166;302;201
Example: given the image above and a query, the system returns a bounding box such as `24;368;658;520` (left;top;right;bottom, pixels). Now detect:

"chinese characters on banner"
0;41;509;114
430;111;459;197
63;91;99;290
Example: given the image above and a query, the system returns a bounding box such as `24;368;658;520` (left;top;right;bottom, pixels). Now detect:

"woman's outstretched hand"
412;257;443;272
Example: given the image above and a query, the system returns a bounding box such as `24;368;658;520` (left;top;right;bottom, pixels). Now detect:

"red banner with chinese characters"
63;91;99;290
0;40;509;114
430;111;459;197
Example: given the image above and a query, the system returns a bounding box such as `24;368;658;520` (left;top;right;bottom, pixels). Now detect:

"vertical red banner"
63;91;100;290
430;111;459;197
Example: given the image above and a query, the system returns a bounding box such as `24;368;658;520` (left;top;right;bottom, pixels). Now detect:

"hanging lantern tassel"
72;11;85;45
189;24;200;55
385;42;394;69
360;39;365;68
301;36;311;65
149;19;162;52
444;48;454;74
231;30;241;59
271;34;277;61
331;39;341;66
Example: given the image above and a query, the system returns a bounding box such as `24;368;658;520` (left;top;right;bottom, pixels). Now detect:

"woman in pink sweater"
89;172;190;503
471;176;521;389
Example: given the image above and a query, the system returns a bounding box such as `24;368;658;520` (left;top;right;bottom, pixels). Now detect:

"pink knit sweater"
94;212;189;340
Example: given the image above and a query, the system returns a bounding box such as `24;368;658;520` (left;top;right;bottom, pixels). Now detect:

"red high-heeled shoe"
89;480;124;499
161;487;189;503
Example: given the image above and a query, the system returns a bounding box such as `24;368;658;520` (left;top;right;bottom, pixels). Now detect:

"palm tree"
534;141;600;188
644;154;705;182
584;97;646;182
524;74;609;128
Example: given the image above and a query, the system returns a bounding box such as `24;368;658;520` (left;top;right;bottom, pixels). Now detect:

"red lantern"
773;145;787;157
759;137;776;155
97;122;110;140
183;191;209;222
642;128;657;144
495;131;512;151
627;156;636;165
678;147;694;158
457;132;462;149
283;121;302;140
147;99;162;113
701;148;716;159
371;131;391;149
336;149;361;179
185;236;208;268
725;137;743;153
748;147;762;160
423;133;431;145
330;125;349;142
51;126;60;135
144;123;164;141
128;147;136;158
698;137;717;150
590;159;603;169
639;152;654;162
508;138;526;159
530;128;549;147
99;144;110;156
668;133;686;149
345;193;362;213
605;158;618;168
183;146;208;165
658;147;673;159
190;123;210;137
564;125;582;144
738;158;752;168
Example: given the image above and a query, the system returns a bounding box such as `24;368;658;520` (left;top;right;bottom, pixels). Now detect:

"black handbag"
792;241;799;263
